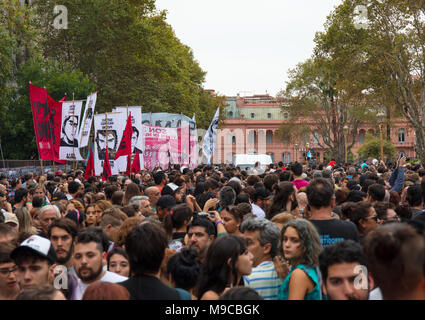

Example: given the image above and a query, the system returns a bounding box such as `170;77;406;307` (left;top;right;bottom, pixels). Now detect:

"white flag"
78;92;97;148
202;108;219;164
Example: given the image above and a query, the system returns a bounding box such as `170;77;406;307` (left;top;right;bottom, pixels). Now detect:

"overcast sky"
155;0;343;97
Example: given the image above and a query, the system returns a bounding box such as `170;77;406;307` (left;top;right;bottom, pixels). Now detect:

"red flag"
131;149;141;174
29;84;63;161
59;95;67;102
102;148;112;181
114;113;133;160
125;155;132;176
84;147;95;180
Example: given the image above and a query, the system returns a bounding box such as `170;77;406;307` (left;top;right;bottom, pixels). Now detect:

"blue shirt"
243;261;283;300
277;264;322;300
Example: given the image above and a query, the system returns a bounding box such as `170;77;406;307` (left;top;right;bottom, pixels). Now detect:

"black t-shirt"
413;212;425;226
310;219;359;247
120;275;180;300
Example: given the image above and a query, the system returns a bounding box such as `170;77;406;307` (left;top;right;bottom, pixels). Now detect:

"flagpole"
126;106;132;178
72;92;76;172
180;112;183;166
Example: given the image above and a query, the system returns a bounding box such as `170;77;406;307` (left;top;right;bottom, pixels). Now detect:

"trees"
33;0;221;129
356;134;397;160
0;0;222;159
279;50;374;162
362;0;425;164
281;0;425;163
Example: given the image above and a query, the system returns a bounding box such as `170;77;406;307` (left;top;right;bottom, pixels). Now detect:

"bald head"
145;186;161;206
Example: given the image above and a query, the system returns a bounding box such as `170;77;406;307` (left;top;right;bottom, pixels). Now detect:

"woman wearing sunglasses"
348;201;380;245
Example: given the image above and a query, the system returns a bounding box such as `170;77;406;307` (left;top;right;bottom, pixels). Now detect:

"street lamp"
343;125;349;164
376;112;385;161
295;143;298;162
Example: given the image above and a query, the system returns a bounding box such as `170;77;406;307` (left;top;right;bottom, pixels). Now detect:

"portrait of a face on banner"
59;101;84;161
93;113;126;176
113;106;144;170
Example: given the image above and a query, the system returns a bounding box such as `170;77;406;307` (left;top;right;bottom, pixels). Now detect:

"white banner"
78;92;97;148
59;101;84;160
93;113;126;176
113;106;144;170
202;108;219;164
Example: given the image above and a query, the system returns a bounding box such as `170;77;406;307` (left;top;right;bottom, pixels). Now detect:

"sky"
155;0;344;97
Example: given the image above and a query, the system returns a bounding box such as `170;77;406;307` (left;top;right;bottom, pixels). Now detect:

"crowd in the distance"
0;155;425;300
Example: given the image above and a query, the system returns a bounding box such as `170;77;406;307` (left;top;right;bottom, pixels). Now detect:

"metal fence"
0;160;83;179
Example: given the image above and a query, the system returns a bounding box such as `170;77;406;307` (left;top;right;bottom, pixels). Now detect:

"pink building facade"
215;94;416;164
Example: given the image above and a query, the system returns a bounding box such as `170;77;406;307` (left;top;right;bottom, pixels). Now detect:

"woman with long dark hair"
196;235;253;300
267;182;298;220
163;204;193;251
277;219;322;300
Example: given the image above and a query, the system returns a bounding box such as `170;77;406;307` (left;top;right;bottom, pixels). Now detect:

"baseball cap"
3;212;19;228
166;183;179;192
157;195;177;209
11;235;57;264
51;192;68;201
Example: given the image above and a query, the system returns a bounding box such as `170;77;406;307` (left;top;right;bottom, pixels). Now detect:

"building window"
266;131;273;144
251;113;255;119
286;153;291;163
268;113;271;119
248;130;257;144
313;132;319;145
398;129;405;143
359;130;365;144
268;153;274;162
232;136;236;144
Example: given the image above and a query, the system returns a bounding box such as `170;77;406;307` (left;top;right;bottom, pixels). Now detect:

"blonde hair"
271;212;295;226
69;200;84;213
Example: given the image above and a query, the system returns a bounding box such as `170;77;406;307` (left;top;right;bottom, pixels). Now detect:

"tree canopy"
0;0;223;159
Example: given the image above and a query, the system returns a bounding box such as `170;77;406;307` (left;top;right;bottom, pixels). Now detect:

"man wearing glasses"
0;243;19;300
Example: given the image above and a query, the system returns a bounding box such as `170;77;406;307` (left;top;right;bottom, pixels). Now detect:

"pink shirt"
292;179;310;190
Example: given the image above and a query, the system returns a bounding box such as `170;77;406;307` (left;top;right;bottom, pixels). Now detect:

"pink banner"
143;125;171;171
143;125;191;170
169;126;190;165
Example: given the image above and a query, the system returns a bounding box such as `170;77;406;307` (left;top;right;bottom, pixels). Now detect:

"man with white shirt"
72;231;127;300
251;187;271;219
74;171;83;184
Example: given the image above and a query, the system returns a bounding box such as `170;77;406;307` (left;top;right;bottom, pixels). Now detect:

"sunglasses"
365;214;379;222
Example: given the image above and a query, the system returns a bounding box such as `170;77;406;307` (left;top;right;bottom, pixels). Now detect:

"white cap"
3;212;19;228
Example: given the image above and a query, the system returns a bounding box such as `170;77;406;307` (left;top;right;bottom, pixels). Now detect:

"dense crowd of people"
0;155;425;300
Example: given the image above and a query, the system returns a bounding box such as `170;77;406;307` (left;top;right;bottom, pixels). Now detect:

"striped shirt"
243;261;283;300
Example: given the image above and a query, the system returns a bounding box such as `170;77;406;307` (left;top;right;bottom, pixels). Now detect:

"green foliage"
0;58;96;159
0;0;222;159
34;0;221;129
356;134;397;160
